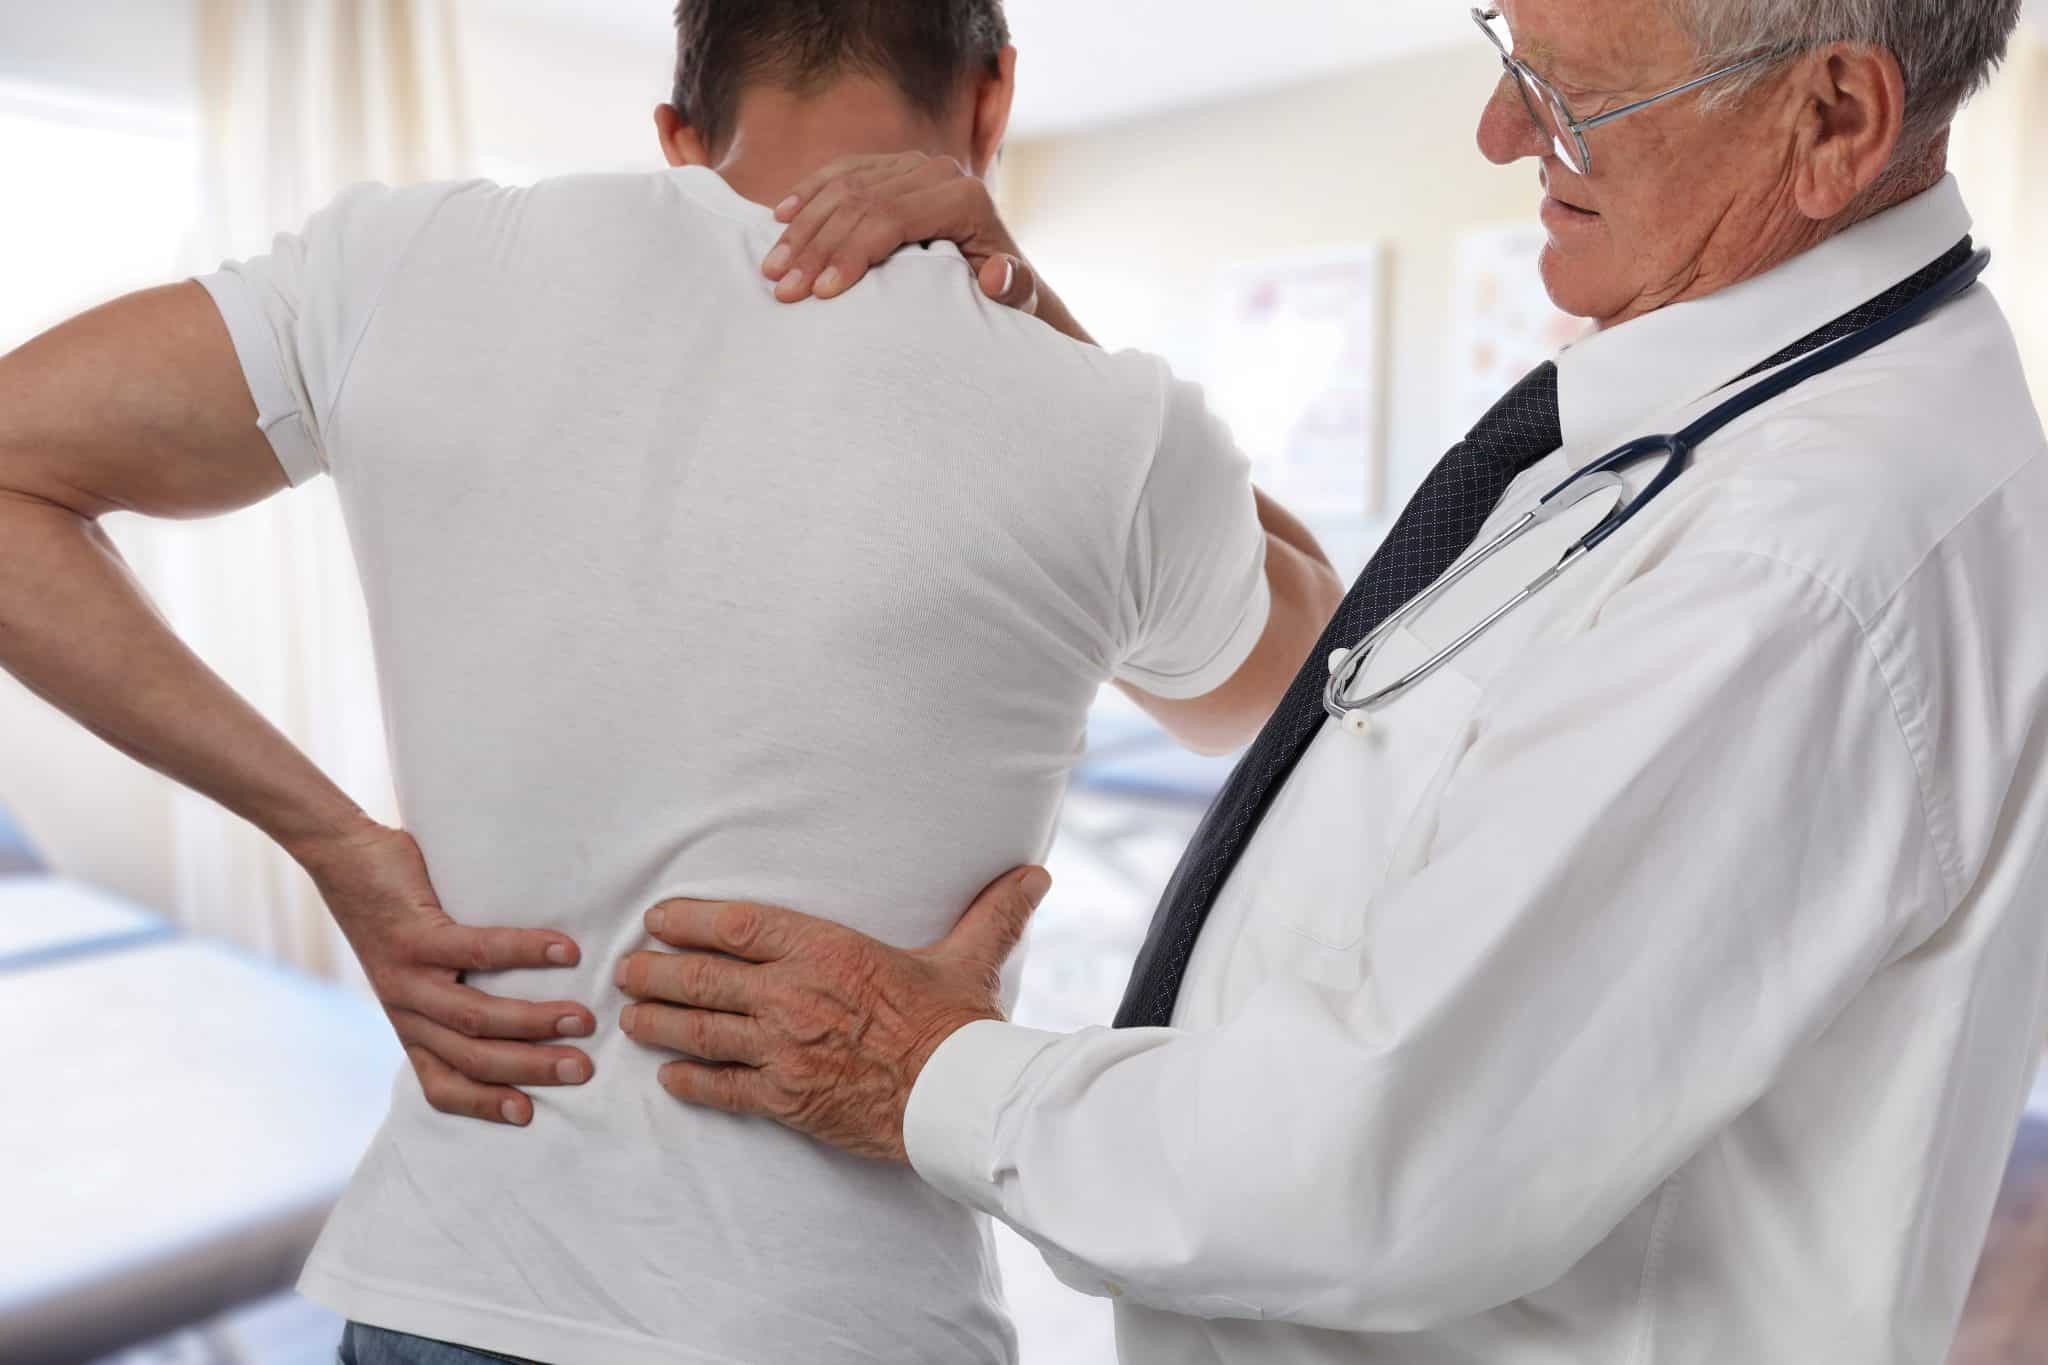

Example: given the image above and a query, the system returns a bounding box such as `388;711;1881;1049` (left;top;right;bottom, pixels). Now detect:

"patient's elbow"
1182;723;1256;759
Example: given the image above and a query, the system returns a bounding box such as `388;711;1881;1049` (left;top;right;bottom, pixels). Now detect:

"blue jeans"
338;1322;544;1365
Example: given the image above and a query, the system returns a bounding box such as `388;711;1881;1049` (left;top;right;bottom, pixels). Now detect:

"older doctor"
614;0;2048;1360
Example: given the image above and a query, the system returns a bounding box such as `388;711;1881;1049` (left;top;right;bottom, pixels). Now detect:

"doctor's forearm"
0;498;369;865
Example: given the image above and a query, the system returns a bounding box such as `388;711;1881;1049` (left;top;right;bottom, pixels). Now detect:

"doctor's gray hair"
1665;0;2024;148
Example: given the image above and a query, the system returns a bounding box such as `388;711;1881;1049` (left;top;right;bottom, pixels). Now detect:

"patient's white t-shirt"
198;168;1268;1365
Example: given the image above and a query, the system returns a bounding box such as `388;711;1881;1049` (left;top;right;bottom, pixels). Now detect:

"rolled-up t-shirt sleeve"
195;180;468;486
1112;374;1272;701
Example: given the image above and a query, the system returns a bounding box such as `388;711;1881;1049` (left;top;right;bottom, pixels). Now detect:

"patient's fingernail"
557;1014;588;1037
647;906;670;936
557;1058;586;1084
546;943;573;966
815;266;843;295
778;269;807;299
775;195;801;219
764;243;792;275
622;1005;639;1034
501;1100;525;1124
615;959;632;989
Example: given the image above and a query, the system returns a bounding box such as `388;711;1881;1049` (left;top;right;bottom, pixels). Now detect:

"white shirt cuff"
904;1019;1065;1216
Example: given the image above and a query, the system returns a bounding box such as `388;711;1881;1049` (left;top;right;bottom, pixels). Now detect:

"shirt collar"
669;165;779;227
1553;175;1974;464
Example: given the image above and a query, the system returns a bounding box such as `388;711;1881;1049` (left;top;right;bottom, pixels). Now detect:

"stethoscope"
1325;248;1992;738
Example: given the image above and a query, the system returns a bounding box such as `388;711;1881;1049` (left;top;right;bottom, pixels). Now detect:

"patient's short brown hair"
672;0;1011;154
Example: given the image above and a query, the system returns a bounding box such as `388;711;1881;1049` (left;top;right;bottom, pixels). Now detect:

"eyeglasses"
1472;7;1783;175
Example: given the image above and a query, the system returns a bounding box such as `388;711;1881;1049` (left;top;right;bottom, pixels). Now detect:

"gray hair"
1666;0;2024;148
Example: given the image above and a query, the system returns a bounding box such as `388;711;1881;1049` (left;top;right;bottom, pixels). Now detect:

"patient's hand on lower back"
297;821;597;1127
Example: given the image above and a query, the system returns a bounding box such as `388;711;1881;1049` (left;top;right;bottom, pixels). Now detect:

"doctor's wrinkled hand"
297;821;597;1127
616;867;1053;1162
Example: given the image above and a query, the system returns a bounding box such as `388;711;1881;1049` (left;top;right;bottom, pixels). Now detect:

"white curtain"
1953;27;2048;408
126;0;473;980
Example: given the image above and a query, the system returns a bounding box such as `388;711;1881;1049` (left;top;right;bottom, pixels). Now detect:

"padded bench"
0;876;178;974
0;810;400;1364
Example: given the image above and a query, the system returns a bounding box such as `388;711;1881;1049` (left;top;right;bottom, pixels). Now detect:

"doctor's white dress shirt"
905;177;2048;1364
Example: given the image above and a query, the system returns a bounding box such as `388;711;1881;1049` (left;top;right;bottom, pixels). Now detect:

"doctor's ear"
1784;43;1907;223
655;104;713;169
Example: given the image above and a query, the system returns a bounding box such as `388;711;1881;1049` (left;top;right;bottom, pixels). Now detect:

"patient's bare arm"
0;282;594;1125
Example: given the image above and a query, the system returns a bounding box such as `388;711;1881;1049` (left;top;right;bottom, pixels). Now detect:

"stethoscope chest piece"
1326;649;1377;738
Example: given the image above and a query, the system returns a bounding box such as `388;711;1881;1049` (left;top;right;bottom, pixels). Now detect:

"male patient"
0;1;1343;1361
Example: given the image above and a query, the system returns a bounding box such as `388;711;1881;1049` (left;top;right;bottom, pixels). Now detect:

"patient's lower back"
206;168;1266;1363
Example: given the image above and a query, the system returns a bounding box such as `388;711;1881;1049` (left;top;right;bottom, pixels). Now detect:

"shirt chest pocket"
1247;623;1485;960
1231;500;1602;973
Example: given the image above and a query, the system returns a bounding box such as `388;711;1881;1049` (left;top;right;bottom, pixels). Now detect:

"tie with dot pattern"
1112;237;1975;1030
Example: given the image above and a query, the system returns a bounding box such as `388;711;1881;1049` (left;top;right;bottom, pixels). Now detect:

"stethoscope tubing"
1565;248;1992;555
1324;250;1993;735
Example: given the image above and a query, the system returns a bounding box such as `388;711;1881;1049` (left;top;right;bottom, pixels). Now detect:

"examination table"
1;807;400;1364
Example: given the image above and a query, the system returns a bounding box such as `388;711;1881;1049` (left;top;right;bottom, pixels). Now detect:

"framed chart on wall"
1447;224;1589;441
1207;246;1387;527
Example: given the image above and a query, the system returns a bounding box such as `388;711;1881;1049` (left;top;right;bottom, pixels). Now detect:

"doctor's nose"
1477;71;1549;166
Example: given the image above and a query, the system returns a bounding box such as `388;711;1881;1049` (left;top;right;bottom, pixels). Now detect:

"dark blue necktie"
1113;238;1975;1030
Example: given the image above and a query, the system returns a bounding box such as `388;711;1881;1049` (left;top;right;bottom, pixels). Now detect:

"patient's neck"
711;80;973;209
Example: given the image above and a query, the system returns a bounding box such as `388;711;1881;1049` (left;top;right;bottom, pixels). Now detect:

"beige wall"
1952;30;2048;407
998;47;1532;555
461;6;670;180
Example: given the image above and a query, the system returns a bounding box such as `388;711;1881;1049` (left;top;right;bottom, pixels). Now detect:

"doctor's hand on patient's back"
615;867;1053;1162
761;152;1094;346
298;822;596;1127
